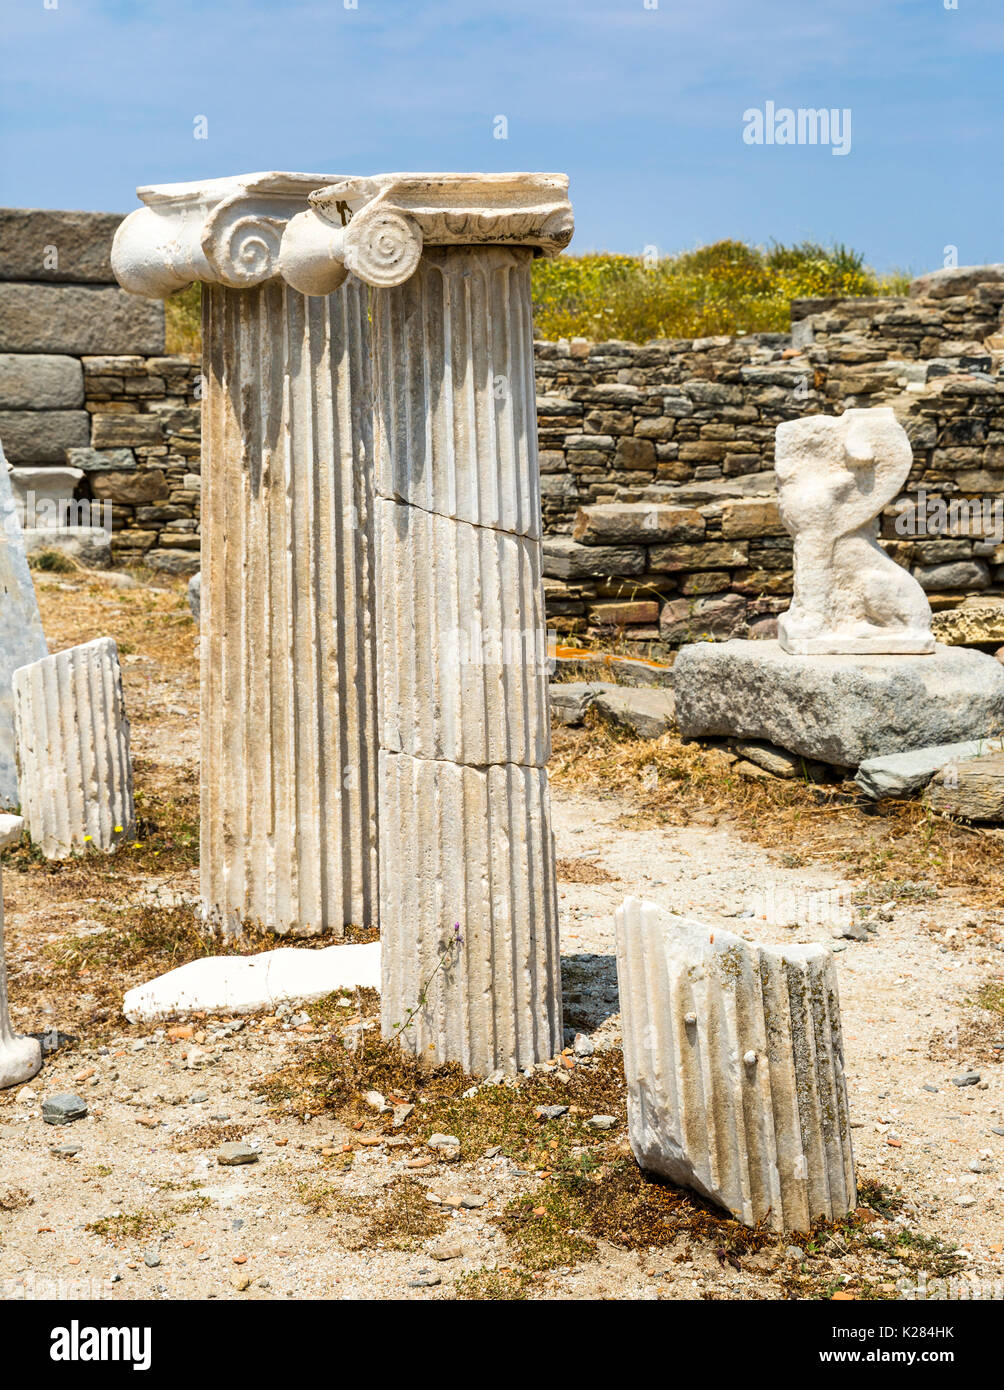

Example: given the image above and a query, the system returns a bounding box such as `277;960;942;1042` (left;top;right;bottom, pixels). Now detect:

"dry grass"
550;717;1004;907
556;857;617;885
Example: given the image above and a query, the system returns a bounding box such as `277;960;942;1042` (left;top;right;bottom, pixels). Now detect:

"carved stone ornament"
112;171;574;300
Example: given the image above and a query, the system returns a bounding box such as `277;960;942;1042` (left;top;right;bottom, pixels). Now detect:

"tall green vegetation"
164;240;911;353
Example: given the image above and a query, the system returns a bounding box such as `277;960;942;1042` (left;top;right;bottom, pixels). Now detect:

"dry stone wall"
3;209;1003;640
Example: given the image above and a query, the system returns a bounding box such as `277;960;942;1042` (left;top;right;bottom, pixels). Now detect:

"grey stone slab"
548;681;611;726
926;751;1004;821
0;410;89;463
41;1093;88;1124
673;639;1004;768
0;208;124;283
594;686;676;738
22;525;111;568
0;355;84;409
542;535;646;580
0;283;164;355
0;439;48;806
855;738;1004;799
66;446;136;473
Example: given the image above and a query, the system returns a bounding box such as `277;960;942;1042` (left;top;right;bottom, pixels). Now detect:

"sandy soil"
0;572;1001;1301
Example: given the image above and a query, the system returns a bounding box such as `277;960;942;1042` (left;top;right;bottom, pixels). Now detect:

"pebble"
427;1134;461;1151
41;1094;88;1126
188;1092;209;1104
786;1246;806;1261
535;1105;569;1121
952;1072;981;1087
573;1033;595;1057
143;1251;161;1267
586;1115;616;1130
833;922;870;942
50;1142;82;1158
408;1271;441;1288
428;1242;464;1261
364;1090;389;1113
231;1273;251;1291
955;1196;977;1208
217;1143;259;1166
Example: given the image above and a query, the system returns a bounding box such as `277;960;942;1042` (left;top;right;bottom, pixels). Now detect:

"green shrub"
531;240;910;343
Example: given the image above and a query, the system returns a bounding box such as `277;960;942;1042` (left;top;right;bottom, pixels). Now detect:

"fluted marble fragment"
12;637;133;860
0;865;42;1089
614;897;856;1232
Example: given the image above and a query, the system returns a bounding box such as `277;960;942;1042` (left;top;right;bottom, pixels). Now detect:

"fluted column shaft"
200;279;378;936
372;246;562;1073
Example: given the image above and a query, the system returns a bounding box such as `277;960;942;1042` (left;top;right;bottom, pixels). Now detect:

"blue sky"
1;0;1001;275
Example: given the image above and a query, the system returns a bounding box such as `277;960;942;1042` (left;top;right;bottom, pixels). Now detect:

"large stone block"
932;600;1004;646
0;283;164;355
673;639;1004;767
615;897;856;1232
572;502;704;545
659;593;745;644
926;751;1004;820
89;468;168;504
22;526;112;568
12;636;134;859
0;410;89;463
0;439;48;807
542;535;646;580
0;208;124;283
0;354;84;409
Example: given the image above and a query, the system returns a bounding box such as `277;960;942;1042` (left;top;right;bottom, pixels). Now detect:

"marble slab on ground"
673;639;1004;768
855;738;1004;799
0;439;47;806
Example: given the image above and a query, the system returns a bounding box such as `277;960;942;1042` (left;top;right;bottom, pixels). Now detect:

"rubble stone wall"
2;210;1003;637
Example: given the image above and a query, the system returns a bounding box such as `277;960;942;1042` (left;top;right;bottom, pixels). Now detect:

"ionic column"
112;174;378;936
282;174;574;1071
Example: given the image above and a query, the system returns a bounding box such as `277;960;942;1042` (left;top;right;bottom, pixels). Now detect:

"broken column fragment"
0;866;42;1089
614;896;856;1232
0;437;48;808
12;636;134;859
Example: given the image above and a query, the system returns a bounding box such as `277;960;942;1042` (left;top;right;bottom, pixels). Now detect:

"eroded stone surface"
673;639;1004;767
615;897;855;1232
0;439;48;807
12;636;134;859
775;408;934;655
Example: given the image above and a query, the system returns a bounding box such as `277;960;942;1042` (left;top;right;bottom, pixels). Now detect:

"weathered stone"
41;1094;88;1124
932;600;1004;646
587;599;659;625
217;1142;259;1166
552;652;674;688
775;409;934;654
855;738;1004;799
143;548;201;575
549;681;608;726
89;415;163;449
0;355;84;410
649;541;747;571
65;447;136;473
9;467;84;527
615;897;855;1232
0;865;42;1089
926;751;1004;820
674;639;1004;767
0;208;124;283
89;468;169;505
719;497;785;538
542;536;646;579
0;410;89;464
13;637;135;859
572;502;704;545
0;440;48;807
593;686;675;738
187;571;201;623
22;526;112;568
914;560;990;593
908;264;1004;299
0;814;23;849
0;283;164;355
659;593;745;644
733;741;808;779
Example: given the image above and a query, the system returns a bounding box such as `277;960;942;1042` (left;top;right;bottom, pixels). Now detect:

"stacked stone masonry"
3;209;1003;644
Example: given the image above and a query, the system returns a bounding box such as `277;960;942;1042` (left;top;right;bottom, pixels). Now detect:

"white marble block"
0;866;42;1089
0;438;48;808
614;897;856;1232
776;407;934;655
12;636;134;859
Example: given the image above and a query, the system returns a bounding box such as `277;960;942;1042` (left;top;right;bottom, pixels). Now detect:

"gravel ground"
0;572;1001;1301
